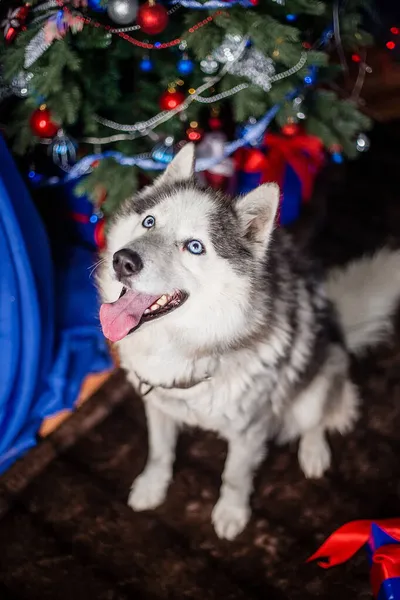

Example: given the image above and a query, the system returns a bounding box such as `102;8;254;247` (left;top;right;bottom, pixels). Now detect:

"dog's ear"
237;183;280;256
157;142;195;185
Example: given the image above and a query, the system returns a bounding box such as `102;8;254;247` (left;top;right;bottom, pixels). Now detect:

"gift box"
234;129;325;227
308;519;400;600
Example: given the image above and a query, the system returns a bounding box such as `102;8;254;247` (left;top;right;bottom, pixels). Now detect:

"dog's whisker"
88;258;106;279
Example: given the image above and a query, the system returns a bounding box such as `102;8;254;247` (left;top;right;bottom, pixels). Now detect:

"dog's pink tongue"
100;290;159;342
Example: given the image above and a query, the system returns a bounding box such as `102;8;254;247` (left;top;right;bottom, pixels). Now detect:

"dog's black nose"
113;249;143;279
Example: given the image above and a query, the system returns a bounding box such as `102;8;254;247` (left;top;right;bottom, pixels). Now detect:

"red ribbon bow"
261;132;325;202
307;519;400;598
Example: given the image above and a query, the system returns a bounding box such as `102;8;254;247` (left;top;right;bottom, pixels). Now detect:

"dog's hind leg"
285;346;359;479
298;377;359;478
298;424;331;479
128;402;178;511
323;378;359;435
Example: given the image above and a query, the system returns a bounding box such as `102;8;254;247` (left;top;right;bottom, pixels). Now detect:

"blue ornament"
332;152;343;164
286;14;297;22
152;137;175;164
304;65;318;85
88;0;107;11
49;130;77;171
140;56;153;72
177;56;194;75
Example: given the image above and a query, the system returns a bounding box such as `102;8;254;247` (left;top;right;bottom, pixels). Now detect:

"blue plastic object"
0;135;111;473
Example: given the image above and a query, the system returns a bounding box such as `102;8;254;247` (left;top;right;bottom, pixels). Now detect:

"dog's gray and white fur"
98;143;400;540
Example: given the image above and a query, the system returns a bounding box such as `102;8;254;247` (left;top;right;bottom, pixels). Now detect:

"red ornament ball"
30;107;59;138
186;126;203;142
159;89;185;111
282;123;300;137
137;1;168;35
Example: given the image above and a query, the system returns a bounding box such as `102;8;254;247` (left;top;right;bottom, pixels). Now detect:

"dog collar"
136;372;212;397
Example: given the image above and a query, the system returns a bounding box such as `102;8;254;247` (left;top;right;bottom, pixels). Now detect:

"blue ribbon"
169;0;255;8
32;96;293;188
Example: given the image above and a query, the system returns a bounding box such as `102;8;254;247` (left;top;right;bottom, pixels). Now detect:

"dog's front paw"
212;497;250;541
128;465;170;511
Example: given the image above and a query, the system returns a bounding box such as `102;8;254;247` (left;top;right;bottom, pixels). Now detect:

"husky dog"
98;143;400;540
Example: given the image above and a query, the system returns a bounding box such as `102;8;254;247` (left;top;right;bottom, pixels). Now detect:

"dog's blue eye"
185;240;205;255
142;215;155;229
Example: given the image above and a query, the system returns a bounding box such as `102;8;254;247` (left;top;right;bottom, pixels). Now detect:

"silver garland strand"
92;37;248;135
84;82;251;143
195;82;249;103
270;52;307;81
212;35;306;92
87;39;307;144
24;27;52;68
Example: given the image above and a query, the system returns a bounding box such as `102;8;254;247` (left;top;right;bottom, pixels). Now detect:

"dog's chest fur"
119;336;277;435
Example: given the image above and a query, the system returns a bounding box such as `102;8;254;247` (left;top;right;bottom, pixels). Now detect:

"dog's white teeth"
150;303;159;312
144;308;151;315
157;295;168;307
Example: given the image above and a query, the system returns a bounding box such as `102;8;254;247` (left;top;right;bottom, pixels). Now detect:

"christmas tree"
1;0;373;215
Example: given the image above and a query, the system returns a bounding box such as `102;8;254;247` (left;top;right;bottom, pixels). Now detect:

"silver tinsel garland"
229;47;275;91
213;34;275;92
24;27;52;68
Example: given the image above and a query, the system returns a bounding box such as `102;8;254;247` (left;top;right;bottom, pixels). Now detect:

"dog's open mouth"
99;287;187;343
